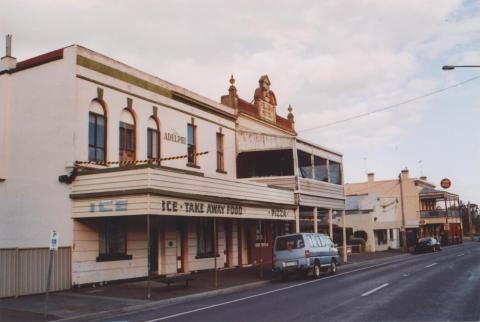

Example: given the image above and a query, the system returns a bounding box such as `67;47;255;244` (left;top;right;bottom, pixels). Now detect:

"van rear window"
275;235;305;250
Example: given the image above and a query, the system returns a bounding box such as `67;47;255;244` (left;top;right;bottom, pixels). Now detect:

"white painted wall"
0;70;12;180
74;74;237;180
344;193;401;252
0;46;78;248
1;44;241;250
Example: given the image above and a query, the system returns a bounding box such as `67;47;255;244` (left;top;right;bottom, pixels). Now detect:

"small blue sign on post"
49;230;59;251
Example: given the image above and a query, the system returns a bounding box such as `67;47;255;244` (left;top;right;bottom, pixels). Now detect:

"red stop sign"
440;178;451;189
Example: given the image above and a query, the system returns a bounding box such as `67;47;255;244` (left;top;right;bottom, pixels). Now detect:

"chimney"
419;176;427;181
367;172;375;183
1;34;17;71
400;167;409;180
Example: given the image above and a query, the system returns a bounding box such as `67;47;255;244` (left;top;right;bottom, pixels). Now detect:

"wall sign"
161;200;243;215
158;198;293;219
89;200;128;212
164;130;186;145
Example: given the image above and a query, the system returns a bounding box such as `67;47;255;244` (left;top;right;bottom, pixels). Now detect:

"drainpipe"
292;139;300;233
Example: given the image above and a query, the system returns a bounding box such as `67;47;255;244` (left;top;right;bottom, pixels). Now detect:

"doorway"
148;227;158;274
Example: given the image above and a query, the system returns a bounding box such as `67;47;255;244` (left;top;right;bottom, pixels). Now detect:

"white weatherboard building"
0;37;345;297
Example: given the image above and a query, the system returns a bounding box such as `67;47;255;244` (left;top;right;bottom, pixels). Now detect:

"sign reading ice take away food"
440;178;451;189
49;230;59;251
158;199;294;220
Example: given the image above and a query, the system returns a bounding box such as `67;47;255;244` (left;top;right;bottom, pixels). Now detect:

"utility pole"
467;202;473;239
399;172;407;252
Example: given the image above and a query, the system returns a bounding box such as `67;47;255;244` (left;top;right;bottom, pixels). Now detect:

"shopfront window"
97;218;131;262
255;220;268;246
299;207;314;232
375;229;388;245
197;218;214;258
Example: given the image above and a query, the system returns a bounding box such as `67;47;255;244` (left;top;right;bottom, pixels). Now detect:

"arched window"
119;109;135;163
147;117;160;161
88;100;106;162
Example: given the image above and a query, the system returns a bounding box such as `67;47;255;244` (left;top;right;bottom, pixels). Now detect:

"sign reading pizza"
440;178;451;189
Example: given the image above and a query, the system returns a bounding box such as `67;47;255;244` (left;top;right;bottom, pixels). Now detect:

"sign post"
44;230;58;318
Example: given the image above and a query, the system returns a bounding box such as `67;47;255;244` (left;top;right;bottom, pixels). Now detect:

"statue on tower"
254;75;277;106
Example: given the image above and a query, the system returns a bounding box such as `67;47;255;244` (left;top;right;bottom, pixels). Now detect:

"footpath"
0;249;407;322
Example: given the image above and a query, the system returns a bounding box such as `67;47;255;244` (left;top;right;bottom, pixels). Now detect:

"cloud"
2;0;480;201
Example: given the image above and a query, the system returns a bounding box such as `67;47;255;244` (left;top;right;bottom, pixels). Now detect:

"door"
225;220;232;268
149;227;158;273
176;230;183;272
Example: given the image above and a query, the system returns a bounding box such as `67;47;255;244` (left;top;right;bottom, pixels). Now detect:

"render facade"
345;171;463;251
0;41;345;297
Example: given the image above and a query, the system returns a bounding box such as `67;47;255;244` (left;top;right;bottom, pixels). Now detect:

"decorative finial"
228;74;238;97
287;104;295;130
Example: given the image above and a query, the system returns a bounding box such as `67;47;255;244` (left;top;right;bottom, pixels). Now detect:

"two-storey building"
221;75;347;264
345;170;463;251
0;39;297;297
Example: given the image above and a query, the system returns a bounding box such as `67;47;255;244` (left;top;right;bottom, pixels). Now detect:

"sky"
1;0;480;203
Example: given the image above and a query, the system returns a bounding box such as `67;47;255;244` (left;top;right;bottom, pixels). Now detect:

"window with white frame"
147;117;159;160
88;100;106;162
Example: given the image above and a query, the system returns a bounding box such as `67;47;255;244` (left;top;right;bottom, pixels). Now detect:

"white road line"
361;283;389;297
457;253;465;257
402;273;409;277
424;262;438;268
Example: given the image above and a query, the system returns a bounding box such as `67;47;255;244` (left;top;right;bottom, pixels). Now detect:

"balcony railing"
419;210;461;218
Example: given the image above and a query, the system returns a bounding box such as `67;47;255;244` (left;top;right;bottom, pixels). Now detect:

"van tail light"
305;250;311;258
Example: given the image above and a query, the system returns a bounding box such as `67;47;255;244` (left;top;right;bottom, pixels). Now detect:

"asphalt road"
101;242;480;322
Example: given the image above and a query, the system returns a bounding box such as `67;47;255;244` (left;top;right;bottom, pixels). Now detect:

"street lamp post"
442;65;480;70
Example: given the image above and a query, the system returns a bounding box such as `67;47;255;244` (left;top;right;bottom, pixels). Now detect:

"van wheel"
330;260;337;275
313;262;321;279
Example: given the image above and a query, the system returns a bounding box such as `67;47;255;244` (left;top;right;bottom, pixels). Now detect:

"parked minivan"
273;233;341;278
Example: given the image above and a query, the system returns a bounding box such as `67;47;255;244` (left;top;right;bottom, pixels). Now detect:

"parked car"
272;233;341;279
414;237;442;253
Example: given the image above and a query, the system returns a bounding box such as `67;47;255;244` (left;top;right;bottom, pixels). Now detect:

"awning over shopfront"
71;164;296;221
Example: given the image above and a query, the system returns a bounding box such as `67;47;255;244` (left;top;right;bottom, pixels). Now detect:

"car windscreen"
418;238;432;244
275;235;305;251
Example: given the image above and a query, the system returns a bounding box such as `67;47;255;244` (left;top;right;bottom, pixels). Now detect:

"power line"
299;74;480;133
